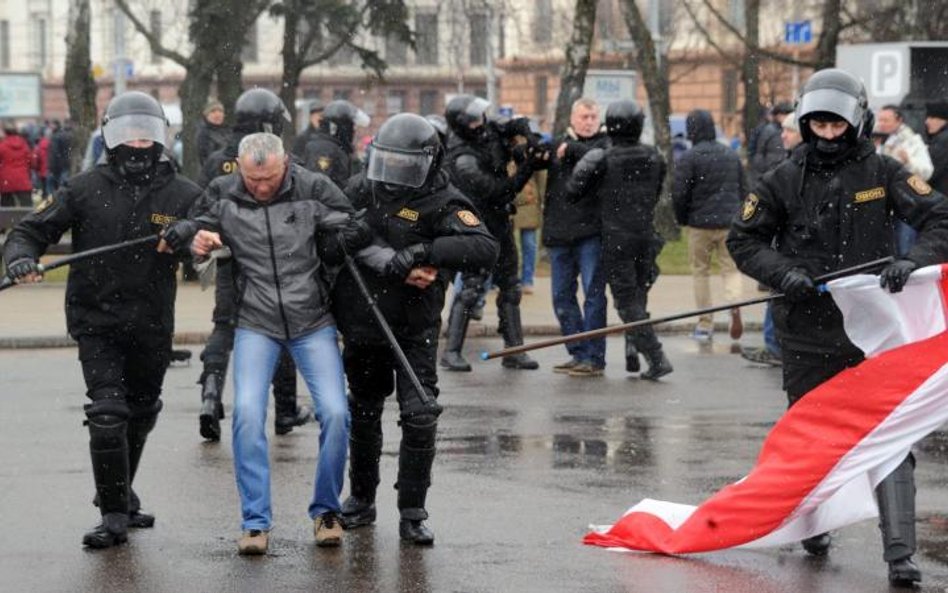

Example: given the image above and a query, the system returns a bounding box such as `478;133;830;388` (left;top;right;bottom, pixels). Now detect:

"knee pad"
86;414;128;451
401;415;438;449
497;286;522;307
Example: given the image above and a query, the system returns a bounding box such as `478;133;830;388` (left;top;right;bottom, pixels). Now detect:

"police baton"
0;234;161;292
481;256;895;361
339;239;442;417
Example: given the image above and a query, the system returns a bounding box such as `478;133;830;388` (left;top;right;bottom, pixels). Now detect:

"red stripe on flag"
940;264;948;327
585;330;948;554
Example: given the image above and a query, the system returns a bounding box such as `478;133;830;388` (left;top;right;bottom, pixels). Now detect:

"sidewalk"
0;273;766;348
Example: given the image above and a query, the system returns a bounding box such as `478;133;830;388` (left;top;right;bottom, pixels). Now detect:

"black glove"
162;220;199;253
340;211;373;253
879;259;916;293
385;243;432;279
6;258;40;281
511;144;529;164
779;268;816;302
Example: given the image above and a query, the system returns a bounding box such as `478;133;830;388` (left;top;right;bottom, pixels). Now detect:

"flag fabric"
584;264;948;554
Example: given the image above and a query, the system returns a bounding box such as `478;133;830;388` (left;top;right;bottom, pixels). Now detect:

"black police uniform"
566;131;672;378
301;131;353;188
4;156;201;545
335;171;497;538
727;93;948;583
441;116;537;370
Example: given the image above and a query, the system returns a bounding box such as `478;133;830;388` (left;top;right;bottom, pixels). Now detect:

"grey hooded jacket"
194;163;354;340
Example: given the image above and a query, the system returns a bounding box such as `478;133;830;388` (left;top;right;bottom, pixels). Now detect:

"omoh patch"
317;156;331;171
457;210;480;226
741;194;760;221
907;175;933;196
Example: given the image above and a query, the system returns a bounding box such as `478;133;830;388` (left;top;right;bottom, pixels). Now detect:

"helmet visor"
366;145;434;188
102;113;168;150
797;88;862;128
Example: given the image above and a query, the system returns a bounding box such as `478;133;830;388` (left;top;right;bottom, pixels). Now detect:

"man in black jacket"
440;95;541;371
673;109;746;343
727;69;948;586
291;99;325;156
541;97;610;376
195;99;230;167
565;100;672;379
4;92;202;549
300;100;368;187
335;114;498;545
749;102;794;186
925;100;948;195
194;88;311;441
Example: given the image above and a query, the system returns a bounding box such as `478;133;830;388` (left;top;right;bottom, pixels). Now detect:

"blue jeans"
548;236;607;367
519;228;537;287
232;326;349;531
763;302;780;356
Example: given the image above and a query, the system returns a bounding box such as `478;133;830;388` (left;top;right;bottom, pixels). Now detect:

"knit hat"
203;99;224;116
927;101;948;120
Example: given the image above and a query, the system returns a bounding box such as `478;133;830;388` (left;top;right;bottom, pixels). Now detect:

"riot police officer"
194;88;312;441
565;100;673;378
334;113;498;544
440;95;541;371
3;91;202;548
300;99;369;187
727;69;948;586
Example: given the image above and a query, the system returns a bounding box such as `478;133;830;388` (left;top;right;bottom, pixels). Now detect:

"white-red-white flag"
584;264;948;554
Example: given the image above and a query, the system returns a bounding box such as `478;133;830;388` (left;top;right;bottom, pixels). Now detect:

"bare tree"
63;0;98;174
551;0;597;137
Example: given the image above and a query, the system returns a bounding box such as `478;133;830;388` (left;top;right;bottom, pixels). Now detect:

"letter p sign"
871;51;903;98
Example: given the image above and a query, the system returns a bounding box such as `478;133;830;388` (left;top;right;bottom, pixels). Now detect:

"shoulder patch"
396;207;419;222
34;196;54;213
854;186;886;203
907;175;933;196
457;210;480;227
741;193;760;221
317;156;331;171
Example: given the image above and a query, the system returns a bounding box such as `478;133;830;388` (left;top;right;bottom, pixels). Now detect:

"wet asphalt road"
2;335;948;593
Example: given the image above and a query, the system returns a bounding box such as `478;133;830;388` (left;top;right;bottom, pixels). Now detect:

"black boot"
127;410;158;528
199;372;225;442
342;410;383;528
399;516;435;546
82;512;129;549
801;533;831;556
397;439;437;546
878;456;920;586
625;333;641;373
440;299;472;372
341;496;377;529
273;353;311;435
498;301;538;370
640;347;673;380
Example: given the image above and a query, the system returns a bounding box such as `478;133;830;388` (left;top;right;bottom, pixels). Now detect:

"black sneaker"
340;496;377;529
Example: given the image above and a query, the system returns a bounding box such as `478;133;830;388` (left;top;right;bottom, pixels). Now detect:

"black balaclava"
112;144;163;186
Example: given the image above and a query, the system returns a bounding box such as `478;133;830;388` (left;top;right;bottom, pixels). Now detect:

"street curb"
0;322;764;349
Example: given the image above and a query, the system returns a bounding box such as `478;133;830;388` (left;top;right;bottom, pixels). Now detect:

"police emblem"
457;210;480;226
34;196;54;213
317;156;331;171
741;194;759;221
907;175;933;196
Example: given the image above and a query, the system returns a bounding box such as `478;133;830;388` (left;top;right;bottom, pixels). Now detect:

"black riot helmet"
796;68;868;143
234;88;291;136
605;100;645;141
101;91;168;184
424;114;449;145
444;94;492;141
319;100;370;149
367;113;442;189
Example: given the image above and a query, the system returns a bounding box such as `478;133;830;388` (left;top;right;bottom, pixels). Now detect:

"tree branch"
681;0;742;69
114;0;189;66
698;0;818;68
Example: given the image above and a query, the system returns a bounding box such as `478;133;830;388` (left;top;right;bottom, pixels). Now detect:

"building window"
534;0;553;44
0;20;8;70
149;11;162;64
333;89;352;101
469;12;488;66
242;20;258;63
387;90;406;114
415;13;438;65
419;90;438;116
722;69;739;114
535;76;548;119
386;33;407;66
32;15;47;69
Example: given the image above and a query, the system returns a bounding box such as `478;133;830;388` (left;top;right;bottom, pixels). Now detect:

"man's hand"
405;265;438;289
385;243;432;280
191;230;223;258
779;268;816;302
879;259;916;293
6;258;42;284
158;220;199;254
